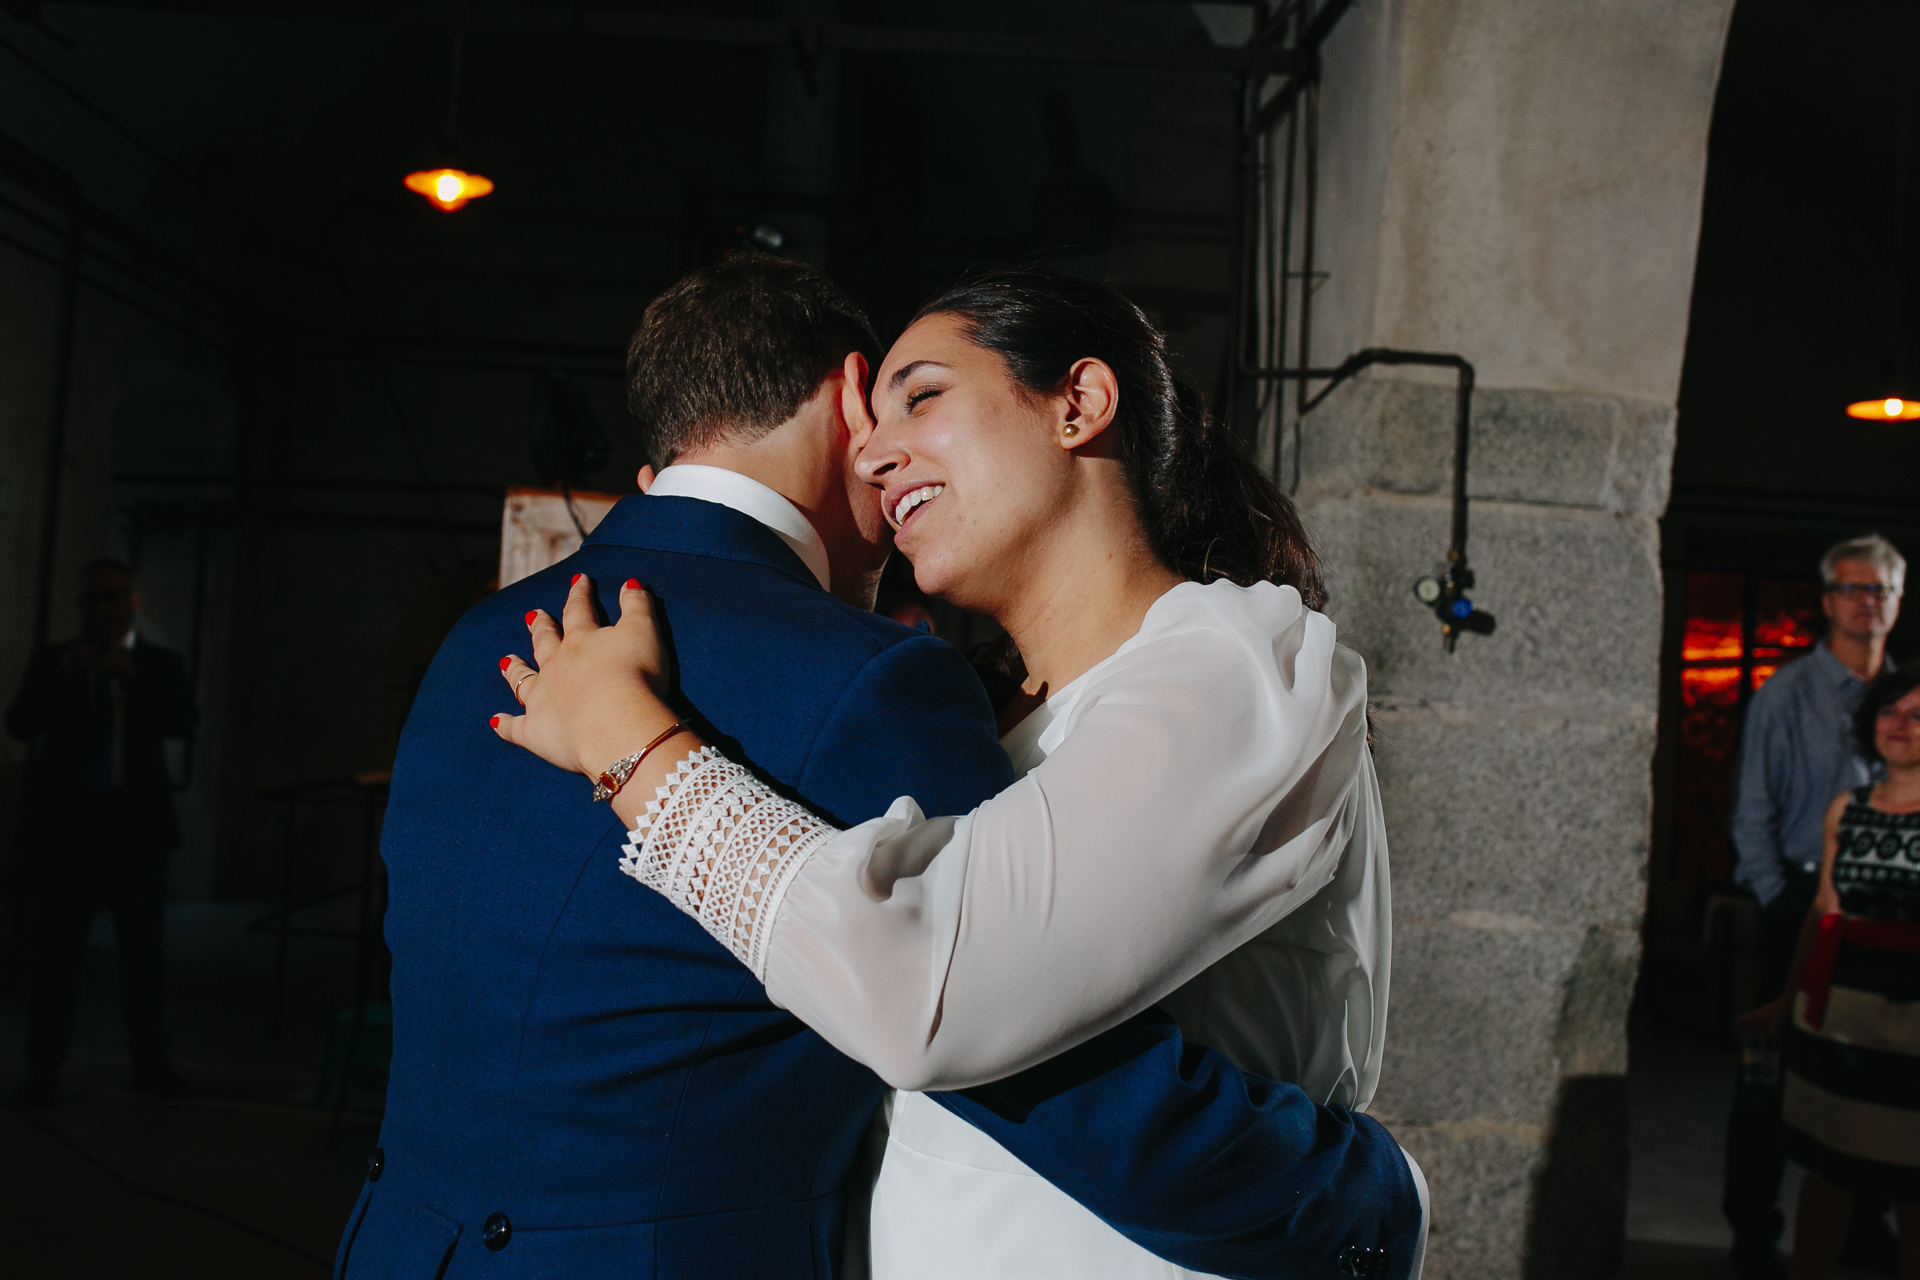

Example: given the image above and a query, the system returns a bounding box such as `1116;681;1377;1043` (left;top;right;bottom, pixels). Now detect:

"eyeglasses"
1827;583;1897;599
1875;706;1920;728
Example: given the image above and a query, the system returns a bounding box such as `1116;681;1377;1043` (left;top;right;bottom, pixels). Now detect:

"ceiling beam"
37;3;1297;75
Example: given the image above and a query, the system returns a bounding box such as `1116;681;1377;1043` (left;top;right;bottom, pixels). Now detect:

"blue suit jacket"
338;493;1420;1280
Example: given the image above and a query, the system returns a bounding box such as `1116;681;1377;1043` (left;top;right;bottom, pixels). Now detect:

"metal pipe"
114;472;508;498
41;4;1298;75
0;225;228;353
1296;348;1477;564
1449;359;1475;559
1221;70;1252;435
1295;73;1320;419
1275;93;1299;487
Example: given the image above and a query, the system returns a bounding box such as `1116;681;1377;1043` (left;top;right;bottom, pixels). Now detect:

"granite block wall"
1281;3;1738;1272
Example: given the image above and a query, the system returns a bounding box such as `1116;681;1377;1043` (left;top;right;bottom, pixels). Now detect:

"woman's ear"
840;350;877;447
1059;357;1120;450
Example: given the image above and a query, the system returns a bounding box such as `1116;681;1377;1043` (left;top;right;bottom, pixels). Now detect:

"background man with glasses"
1722;533;1905;1279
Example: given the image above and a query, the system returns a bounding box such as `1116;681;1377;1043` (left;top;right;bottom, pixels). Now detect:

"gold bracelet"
592;720;691;804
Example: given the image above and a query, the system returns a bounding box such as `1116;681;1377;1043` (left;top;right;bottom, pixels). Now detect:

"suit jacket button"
483;1212;512;1251
1337;1246;1390;1277
365;1149;384;1182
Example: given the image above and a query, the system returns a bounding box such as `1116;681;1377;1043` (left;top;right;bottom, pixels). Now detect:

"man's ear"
636;465;656;493
840;350;877;447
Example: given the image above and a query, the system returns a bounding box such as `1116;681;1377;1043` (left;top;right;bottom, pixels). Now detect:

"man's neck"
674;431;882;612
1827;632;1885;681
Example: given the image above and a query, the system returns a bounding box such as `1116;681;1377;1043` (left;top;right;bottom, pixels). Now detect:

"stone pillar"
1284;3;1736;1276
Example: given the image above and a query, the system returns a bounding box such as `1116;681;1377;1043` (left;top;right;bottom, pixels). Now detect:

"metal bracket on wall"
1216;4;1490;651
1248;348;1495;652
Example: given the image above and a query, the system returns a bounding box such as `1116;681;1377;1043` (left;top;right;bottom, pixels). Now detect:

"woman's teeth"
894;485;945;526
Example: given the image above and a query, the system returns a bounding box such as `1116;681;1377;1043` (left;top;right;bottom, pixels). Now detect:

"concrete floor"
0;902;379;1279
0;904;1898;1279
1620;1016;1889;1280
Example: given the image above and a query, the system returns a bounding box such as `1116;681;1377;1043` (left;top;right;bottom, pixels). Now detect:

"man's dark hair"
625;253;883;468
1853;667;1920;764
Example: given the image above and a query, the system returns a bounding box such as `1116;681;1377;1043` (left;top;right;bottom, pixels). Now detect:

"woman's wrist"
608;726;710;828
580;708;682;782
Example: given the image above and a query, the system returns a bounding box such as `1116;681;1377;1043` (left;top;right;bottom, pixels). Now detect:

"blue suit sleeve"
795;633;1014;826
798;636;1420;1280
933;1011;1423;1280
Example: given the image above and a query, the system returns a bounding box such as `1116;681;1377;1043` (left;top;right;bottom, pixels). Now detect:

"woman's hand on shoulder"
493;574;680;780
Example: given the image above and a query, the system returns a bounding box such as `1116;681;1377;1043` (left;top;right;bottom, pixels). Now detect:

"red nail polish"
525;611;538;625
490;715;501;728
499;656;511;670
571;573;583;585
625;579;640;590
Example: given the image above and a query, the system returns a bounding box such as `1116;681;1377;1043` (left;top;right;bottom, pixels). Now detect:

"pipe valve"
1413;557;1495;652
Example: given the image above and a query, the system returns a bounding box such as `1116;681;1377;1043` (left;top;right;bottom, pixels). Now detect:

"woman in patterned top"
1744;667;1920;1280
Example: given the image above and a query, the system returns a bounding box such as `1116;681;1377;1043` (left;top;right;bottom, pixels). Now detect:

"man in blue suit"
338;255;1424;1279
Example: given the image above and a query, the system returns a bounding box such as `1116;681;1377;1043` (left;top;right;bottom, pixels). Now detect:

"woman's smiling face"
857;312;1075;613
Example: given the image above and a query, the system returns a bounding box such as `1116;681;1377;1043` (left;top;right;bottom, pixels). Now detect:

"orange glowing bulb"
404;167;494;212
1846;396;1920;420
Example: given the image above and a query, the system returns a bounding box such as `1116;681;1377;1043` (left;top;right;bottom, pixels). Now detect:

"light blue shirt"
1729;643;1885;905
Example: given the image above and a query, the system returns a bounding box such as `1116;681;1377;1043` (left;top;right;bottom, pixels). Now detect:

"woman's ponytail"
1152;380;1325;608
913;267;1324;608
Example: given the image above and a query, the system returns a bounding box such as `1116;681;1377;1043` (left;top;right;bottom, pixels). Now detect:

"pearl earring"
1063;424;1080;438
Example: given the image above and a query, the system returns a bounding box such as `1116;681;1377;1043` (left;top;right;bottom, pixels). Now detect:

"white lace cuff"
617;747;838;980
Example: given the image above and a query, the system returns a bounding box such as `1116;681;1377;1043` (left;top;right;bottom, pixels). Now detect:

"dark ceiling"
0;0;1242;365
1675;0;1920;515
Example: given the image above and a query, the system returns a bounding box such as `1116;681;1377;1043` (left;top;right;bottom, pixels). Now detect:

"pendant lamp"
405;168;493;212
405;32;493;213
1846;395;1920;421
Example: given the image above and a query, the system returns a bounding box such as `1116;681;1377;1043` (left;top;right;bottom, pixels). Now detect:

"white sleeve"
620;598;1374;1091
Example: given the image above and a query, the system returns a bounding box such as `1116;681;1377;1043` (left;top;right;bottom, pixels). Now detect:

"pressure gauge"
1413;576;1444;605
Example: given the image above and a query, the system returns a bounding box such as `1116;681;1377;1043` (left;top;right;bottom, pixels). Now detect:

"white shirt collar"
646;464;831;592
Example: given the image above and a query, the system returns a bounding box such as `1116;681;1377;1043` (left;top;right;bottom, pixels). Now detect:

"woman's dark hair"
911;267;1325;609
1853;668;1920;763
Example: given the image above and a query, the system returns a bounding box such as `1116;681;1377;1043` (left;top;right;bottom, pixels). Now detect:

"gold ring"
514;671;536;704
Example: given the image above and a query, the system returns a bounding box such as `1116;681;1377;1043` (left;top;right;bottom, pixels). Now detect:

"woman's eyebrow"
887;359;951;392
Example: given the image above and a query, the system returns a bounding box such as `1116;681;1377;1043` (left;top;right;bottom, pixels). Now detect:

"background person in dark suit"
8;558;197;1107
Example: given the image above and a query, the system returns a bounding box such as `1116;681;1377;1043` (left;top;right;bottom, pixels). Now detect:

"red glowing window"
1672;571;1822;885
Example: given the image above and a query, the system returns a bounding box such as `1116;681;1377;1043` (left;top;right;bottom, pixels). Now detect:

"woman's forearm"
764;751;1389;1093
614;618;1379;1090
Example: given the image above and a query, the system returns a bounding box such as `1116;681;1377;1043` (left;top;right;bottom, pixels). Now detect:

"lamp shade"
1845;396;1920;421
404;168;494;211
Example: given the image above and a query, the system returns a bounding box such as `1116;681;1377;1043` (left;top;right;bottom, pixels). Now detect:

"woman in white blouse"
493;267;1421;1278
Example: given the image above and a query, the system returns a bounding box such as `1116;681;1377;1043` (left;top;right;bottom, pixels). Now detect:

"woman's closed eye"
905;385;945;413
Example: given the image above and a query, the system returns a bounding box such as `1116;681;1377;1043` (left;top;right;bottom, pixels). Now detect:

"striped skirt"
1780;914;1920;1200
